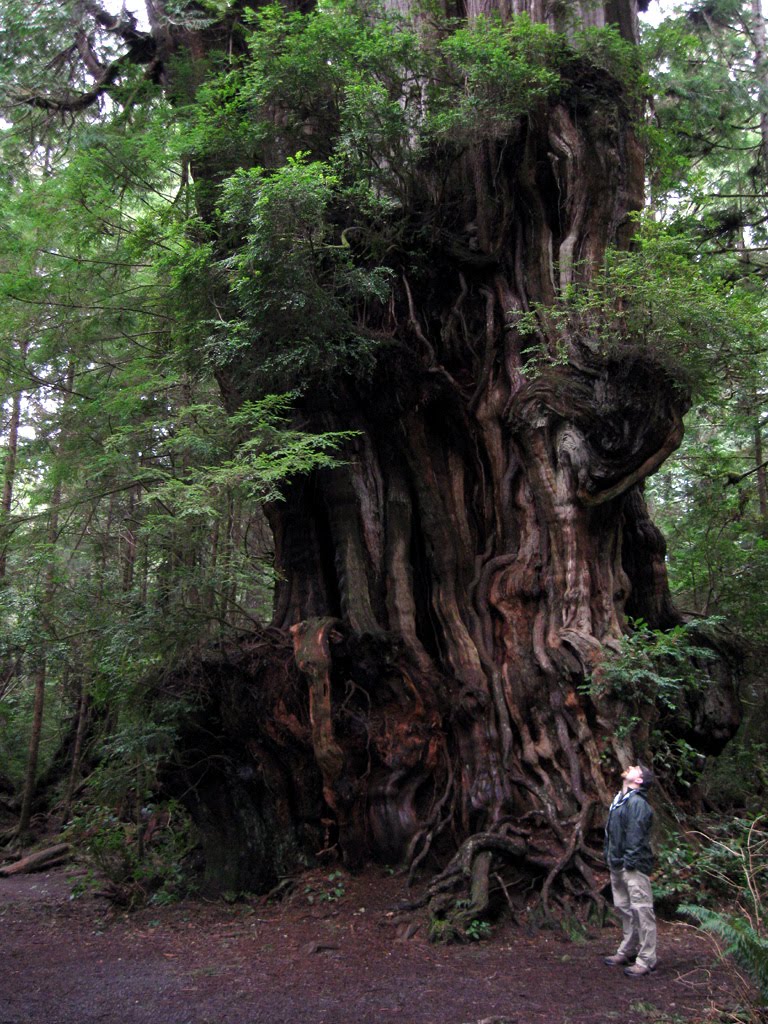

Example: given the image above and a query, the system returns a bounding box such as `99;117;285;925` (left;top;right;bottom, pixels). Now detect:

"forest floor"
0;863;751;1024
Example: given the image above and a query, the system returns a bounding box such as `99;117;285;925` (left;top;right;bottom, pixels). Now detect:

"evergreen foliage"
639;0;768;662
681;906;768;1004
520;221;766;397
0;50;353;829
589;617;717;711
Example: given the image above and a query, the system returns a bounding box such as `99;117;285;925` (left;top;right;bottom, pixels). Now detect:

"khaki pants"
609;868;657;968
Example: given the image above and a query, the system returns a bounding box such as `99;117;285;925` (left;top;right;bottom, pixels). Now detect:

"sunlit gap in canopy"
641;0;766;25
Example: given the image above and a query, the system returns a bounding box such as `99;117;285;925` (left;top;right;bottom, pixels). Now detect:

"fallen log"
0;843;70;877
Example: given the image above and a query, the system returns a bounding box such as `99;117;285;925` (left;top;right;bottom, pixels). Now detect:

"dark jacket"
604;789;654;875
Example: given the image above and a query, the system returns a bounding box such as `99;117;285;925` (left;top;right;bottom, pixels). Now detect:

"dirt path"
0;866;740;1024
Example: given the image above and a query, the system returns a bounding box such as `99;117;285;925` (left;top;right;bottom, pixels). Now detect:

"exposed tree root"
157;611;741;907
399;806;608;936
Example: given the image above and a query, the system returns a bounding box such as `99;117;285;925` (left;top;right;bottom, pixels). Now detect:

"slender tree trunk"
220;491;238;625
122;484;139;592
100;490;117;600
0;389;21;579
0;375;24;719
61;683;90;823
0;340;29;580
205;516;220;617
16;663;47;836
16;363;74;837
139;533;150;607
750;0;768;175
16;477;62;837
754;421;768;536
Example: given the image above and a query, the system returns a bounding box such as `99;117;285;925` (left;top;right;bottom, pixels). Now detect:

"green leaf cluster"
176;2;653;394
584;617;719;743
518;220;767;398
427;15;563;142
213;155;391;389
0;69;357;815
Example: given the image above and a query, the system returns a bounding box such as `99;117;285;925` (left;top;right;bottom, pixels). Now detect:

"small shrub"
428;898;492;943
66;800;198;909
465;917;492;942
654;835;699;911
428;915;458;943
581;616;719;751
587;617;717;710
303;869;347;905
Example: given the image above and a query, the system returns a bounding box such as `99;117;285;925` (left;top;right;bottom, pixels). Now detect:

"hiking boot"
603;953;634;966
623;962;656;977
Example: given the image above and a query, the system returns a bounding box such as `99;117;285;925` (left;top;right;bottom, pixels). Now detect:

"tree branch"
12;4;157;114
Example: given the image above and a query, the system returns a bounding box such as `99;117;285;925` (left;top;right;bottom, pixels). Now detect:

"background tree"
644;0;768;630
640;0;768;813
0;110;348;837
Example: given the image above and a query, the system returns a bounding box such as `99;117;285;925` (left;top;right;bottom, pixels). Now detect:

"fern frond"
680;904;768;1004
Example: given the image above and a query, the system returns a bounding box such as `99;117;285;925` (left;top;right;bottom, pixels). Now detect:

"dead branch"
0;843;70;877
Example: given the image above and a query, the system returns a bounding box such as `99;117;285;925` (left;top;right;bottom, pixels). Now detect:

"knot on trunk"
510;358;688;505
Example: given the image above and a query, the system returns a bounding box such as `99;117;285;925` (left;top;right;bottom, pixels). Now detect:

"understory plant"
66;799;198;909
428;897;494;943
679;816;768;1017
583;617;719;751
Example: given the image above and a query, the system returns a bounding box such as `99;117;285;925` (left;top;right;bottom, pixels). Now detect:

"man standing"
603;763;657;977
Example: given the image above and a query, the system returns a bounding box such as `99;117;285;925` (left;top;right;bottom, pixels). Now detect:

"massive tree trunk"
39;0;740;899
243;86;676;883
164;1;702;898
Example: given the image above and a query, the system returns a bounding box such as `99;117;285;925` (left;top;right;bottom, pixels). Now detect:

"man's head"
621;764;644;790
637;762;655;791
621;763;655;791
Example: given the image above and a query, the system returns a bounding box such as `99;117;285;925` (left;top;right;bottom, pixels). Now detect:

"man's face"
621;765;644;787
